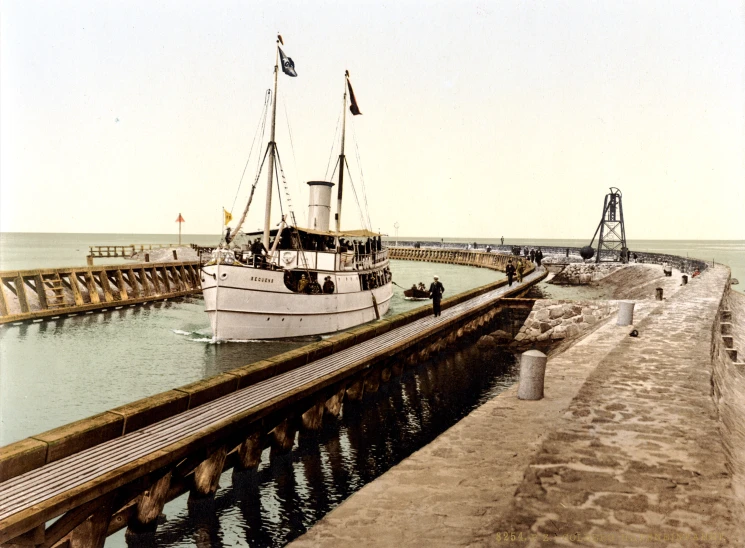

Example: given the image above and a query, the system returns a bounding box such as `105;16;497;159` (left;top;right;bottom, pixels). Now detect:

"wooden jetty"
0;261;202;325
0;258;544;546
86;244;183;265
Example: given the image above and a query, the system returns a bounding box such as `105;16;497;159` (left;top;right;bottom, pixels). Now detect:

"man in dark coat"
429;275;445;317
505;259;516;286
251;238;267;267
322;276;335;294
535;248;544;267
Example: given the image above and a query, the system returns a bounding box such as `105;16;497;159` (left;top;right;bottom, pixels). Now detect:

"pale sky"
1;0;743;240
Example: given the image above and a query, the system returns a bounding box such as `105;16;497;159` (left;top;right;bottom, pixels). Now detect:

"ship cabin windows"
360;267;391;291
284;270;322;294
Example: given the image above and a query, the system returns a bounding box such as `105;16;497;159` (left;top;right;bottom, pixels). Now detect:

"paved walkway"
290;266;741;547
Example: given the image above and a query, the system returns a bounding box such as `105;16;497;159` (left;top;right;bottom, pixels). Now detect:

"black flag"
278;47;297;77
347;78;362;115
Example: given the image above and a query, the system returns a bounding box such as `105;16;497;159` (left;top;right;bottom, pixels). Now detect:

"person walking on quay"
501;236;504;246
429;275;445;317
535;247;544;267
530;248;536;263
506;259;516;286
516;258;525;283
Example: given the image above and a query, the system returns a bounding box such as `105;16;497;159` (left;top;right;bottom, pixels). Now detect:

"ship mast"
335;71;349;233
263;40;281;249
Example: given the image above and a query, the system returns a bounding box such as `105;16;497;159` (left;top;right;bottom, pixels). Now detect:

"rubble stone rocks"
513;299;618;346
550;263;625;285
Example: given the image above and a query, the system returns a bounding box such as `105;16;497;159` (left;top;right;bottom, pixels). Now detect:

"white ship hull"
201;262;392;340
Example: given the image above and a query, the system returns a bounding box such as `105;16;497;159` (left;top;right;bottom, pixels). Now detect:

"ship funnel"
307;181;335;232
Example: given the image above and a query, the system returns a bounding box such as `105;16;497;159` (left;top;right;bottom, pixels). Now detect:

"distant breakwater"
392;241;710;276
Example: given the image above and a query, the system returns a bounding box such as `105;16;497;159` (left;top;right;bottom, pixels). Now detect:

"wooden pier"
0;261;202;325
86;243;185;265
0;256;544;546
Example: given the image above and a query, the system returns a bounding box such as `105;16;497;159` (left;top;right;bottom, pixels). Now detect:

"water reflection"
128;343;517;548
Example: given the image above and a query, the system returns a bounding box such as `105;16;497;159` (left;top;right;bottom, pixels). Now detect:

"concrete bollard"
172;250;178;260
617;301;635;326
682;275;688;285
517;350;547;400
655;287;664;301
145;253;150;263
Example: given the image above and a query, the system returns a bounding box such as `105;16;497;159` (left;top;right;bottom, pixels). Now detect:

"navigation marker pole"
175;213;185;245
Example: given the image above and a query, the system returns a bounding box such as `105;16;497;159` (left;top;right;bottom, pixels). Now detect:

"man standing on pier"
506;259;516;286
429;275;445;317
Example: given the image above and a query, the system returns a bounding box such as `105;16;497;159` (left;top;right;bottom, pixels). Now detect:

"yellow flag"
223;208;233;226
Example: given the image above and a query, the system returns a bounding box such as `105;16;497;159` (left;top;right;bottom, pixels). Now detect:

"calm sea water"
0;233;741;547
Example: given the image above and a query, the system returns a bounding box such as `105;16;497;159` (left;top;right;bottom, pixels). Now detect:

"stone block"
583;314;597;325
549;307;564;319
540;322;552;333
537;332;551;342
551;326;567;340
536;309;550;321
476;335;497;349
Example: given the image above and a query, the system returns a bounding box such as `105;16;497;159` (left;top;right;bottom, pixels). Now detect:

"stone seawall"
392;241;710;276
514;299;618;344
711;289;745;523
290;264;742;547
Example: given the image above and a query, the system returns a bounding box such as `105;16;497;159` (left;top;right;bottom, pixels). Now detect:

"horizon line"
0;231;743;242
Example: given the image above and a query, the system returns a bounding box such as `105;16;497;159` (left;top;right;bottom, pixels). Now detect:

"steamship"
200;38;392;340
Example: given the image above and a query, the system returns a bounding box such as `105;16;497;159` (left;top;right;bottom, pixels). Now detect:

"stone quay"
291;264;744;547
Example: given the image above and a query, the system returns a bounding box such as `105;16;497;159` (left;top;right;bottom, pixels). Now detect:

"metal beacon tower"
581;187;628;263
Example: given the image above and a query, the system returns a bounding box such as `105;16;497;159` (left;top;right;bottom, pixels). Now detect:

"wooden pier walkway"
86;244;183;265
0;266;545;546
0;261;201;325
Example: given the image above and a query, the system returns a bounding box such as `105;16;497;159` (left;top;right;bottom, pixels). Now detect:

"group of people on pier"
505;257;531;286
512;246;544;266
